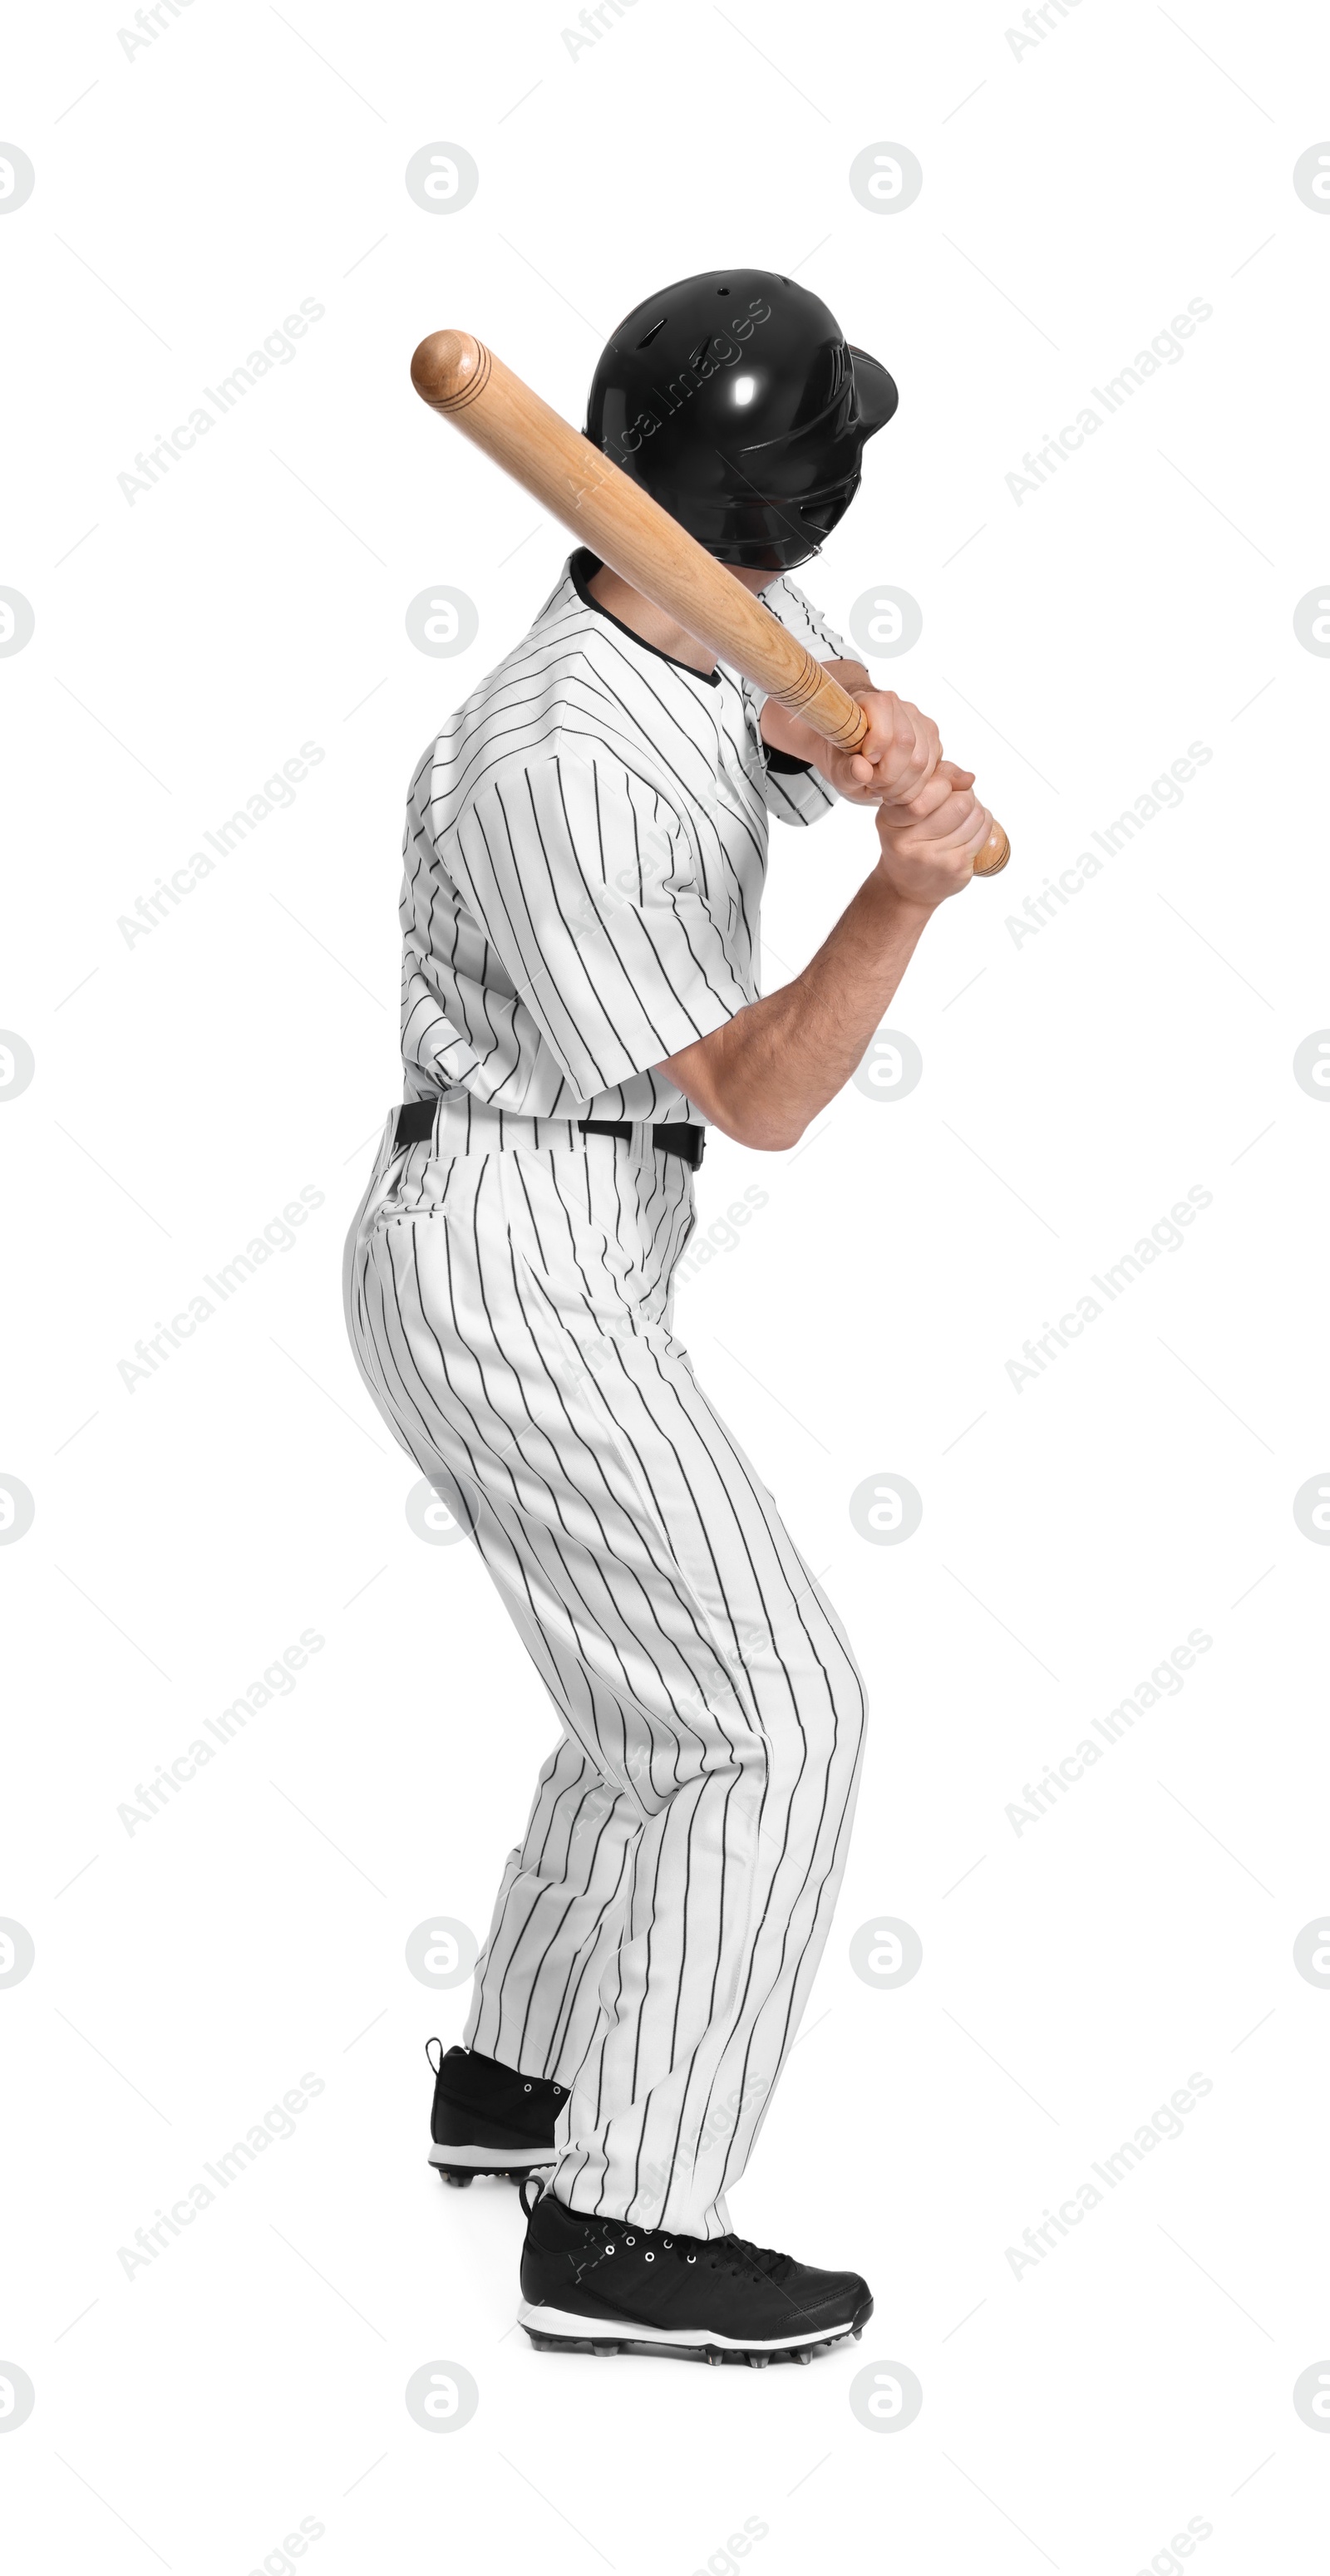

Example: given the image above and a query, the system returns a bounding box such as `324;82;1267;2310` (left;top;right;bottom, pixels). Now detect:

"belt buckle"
395;1099;436;1153
664;1123;703;1169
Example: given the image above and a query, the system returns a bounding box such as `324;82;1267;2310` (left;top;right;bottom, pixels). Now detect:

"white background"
2;1;1329;2568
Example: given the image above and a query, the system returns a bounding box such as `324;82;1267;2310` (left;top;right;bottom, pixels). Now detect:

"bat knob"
973;823;1010;878
411;330;491;414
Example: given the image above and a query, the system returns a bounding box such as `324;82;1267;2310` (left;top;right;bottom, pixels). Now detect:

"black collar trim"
569;548;722;687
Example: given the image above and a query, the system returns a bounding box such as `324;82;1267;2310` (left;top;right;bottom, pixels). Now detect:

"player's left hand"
820;688;943;805
761;681;943;807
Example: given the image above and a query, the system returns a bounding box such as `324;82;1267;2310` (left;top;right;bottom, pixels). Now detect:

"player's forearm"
662;868;934;1151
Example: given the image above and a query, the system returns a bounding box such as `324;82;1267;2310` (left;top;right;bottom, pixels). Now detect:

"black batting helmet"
584;267;898;573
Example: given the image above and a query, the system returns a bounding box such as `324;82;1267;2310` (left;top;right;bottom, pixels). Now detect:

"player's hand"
820;689;943;806
873;761;993;910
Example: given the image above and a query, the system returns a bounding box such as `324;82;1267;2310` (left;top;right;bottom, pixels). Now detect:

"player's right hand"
873;760;993;908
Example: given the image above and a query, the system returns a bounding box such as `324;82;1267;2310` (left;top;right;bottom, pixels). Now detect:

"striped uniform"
345;550;868;2238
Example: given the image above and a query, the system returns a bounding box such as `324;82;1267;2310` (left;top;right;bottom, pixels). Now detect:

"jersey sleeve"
756;576;849;672
446;751;756;1104
735;578;849;828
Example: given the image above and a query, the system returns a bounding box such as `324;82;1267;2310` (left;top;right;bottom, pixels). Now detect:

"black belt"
394;1100;704;1168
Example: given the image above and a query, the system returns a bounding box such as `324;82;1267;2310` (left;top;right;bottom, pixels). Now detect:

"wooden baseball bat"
410;331;1010;878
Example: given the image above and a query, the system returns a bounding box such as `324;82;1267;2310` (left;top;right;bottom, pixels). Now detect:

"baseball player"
345;269;993;2365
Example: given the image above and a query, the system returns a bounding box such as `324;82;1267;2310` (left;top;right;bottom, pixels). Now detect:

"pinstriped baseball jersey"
399;549;845;1125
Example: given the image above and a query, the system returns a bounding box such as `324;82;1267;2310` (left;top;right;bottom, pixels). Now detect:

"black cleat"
516;2181;872;2365
426;2040;564;2186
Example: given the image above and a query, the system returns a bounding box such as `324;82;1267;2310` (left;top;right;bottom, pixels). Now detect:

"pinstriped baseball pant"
344;1094;867;2239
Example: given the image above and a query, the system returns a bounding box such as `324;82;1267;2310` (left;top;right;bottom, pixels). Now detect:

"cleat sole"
429;2144;555;2173
520;2293;873;2365
434;2161;550;2187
